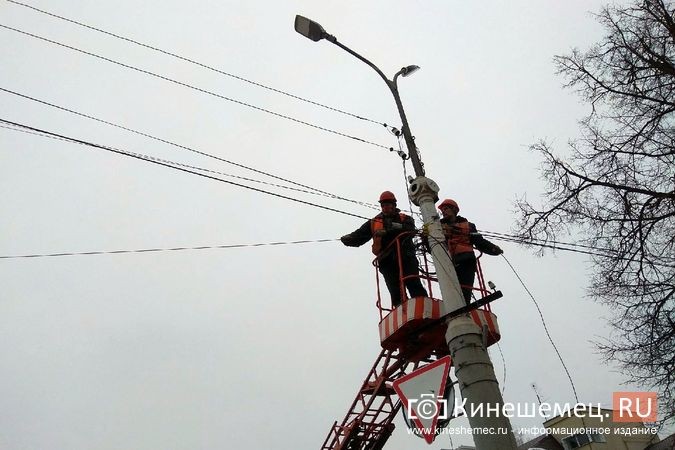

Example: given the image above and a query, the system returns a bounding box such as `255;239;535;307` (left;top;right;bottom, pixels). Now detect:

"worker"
340;191;428;307
438;198;503;305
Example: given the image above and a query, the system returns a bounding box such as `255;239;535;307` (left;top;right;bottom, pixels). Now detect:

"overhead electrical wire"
2;119;611;262
1;119;642;262
3;8;631;258
0;227;633;261
483;231;674;269
496;342;507;396
0;122;351;198
0;238;340;260
0;123;73;143
2;116;640;262
0;118;372;221
5;0;387;127
0;88;426;219
4;3;652;264
425;225;626;262
0;120;351;202
0;23;392;151
500;254;581;404
480;230;617;256
0;87;382;212
0;120;640;262
480;232;617;259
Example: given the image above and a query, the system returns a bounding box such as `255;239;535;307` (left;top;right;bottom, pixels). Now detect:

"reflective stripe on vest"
371;213;408;255
446;221;473;256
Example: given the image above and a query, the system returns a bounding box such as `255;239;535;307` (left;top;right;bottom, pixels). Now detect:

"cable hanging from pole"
500;254;581;404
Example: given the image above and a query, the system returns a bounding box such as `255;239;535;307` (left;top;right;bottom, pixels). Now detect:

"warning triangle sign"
393;356;452;444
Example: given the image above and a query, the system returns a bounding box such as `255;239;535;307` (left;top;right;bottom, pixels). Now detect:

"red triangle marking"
392;355;452;444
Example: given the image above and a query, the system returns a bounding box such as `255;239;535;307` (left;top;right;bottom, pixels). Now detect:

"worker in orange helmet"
438;198;503;305
340;191;428;307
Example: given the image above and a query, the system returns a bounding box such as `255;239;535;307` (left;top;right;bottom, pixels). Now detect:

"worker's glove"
482;244;503;256
374;229;387;237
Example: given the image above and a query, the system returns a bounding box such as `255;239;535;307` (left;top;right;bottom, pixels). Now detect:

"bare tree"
515;0;675;422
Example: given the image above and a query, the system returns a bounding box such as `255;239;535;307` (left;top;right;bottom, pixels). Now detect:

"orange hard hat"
379;191;397;203
438;198;459;212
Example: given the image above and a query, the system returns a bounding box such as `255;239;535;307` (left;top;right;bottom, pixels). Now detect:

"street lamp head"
294;15;327;42
401;65;420;77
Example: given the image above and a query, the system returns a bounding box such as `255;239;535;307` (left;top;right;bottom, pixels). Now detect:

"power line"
0;221;631;262
5;0;388;127
484;231;674;269
0;118;372;221
480;231;619;259
0;87;382;212
7;97;638;252
431;224;654;265
0;120;569;263
0;123;73;142
0;238;340;260
0;23;392;151
0;120;344;200
501;254;581;404
1;115;648;261
0;121;350;198
0;124;650;266
496;342;507;397
0;119;643;260
481;230;617;254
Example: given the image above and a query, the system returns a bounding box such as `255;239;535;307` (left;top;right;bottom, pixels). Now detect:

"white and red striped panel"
469;309;501;345
379;296;442;343
379;297;501;347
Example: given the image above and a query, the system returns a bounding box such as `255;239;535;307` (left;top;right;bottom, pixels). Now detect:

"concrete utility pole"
294;16;518;450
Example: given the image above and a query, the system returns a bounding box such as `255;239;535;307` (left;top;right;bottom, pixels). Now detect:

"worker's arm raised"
340;220;373;247
469;222;503;255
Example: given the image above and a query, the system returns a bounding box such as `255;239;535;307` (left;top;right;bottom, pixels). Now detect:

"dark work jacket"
341;209;417;263
440;215;501;263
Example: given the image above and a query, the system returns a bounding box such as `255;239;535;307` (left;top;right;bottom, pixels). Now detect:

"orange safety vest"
371;213;408;255
445;221;474;256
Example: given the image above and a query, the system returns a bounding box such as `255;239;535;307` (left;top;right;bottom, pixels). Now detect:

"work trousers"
378;255;428;307
454;257;477;305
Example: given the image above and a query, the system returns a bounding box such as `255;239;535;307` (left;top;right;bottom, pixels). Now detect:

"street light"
400;65;420;77
294;15;425;177
293;15;327;42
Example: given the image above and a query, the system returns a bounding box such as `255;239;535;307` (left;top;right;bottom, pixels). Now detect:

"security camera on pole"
295;15;518;449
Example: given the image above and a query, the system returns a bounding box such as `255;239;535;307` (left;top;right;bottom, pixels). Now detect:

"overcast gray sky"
1;1;666;449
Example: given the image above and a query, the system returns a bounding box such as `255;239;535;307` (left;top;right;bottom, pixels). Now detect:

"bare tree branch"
515;0;675;424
